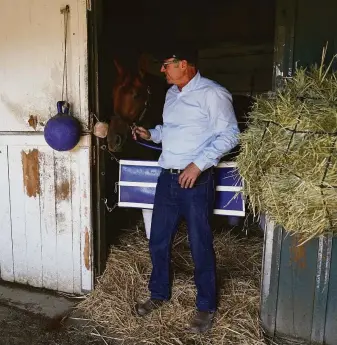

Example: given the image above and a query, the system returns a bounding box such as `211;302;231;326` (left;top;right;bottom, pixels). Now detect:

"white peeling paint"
315;236;332;293
0;135;93;294
0;0;92;294
0;146;15;282
0;0;88;131
261;214;275;304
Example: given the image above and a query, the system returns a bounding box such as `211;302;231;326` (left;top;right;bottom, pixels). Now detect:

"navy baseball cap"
154;44;198;64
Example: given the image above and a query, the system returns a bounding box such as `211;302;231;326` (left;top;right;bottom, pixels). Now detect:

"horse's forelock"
117;70;145;89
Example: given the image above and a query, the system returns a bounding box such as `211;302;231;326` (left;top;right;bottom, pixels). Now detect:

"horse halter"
132;85;152;126
109;85;152;152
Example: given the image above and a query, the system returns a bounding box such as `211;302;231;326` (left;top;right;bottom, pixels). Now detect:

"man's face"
160;58;185;84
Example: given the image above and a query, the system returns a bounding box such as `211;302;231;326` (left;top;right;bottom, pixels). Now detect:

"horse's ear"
139;68;146;79
138;53;149;79
113;58;124;76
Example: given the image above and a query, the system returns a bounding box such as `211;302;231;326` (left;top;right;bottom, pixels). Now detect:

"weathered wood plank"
39;147;58;291
206;70;272;94
199;43;274;59
199;53;273;73
71;149;82;294
276;234;318;340
8;146;28;284
22;148;43;288
0;146;14;282
260;221;283;337
54;151;74;293
80;147;93;292
325;238;337;344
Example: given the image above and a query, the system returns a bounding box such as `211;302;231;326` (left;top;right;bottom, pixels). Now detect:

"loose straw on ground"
76;224;264;345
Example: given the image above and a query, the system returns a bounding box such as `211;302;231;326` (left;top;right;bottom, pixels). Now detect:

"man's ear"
181;60;188;69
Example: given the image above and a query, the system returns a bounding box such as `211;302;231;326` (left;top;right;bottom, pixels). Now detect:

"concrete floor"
0;283;102;345
0;303;106;345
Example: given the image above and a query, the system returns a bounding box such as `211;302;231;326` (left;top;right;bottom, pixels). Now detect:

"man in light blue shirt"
133;48;239;333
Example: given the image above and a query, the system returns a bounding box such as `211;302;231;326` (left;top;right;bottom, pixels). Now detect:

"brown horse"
106;55;167;160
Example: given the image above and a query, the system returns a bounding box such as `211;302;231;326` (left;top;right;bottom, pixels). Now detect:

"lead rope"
60;5;70;103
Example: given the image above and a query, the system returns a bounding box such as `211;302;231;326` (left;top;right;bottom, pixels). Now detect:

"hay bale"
76;226;264;345
236;57;337;243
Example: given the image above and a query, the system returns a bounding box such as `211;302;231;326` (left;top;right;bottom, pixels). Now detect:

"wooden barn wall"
0;0;93;294
197;42;274;95
0;0;89;132
293;0;337;69
0;135;93;293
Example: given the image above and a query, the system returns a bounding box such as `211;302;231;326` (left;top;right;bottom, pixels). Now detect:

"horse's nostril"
116;135;122;147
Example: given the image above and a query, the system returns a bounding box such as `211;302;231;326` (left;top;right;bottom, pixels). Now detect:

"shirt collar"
172;71;201;93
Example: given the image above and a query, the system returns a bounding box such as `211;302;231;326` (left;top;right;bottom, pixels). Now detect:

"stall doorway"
90;0;277;275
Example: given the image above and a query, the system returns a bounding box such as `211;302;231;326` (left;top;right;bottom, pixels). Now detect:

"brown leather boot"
135;298;165;316
188;311;215;333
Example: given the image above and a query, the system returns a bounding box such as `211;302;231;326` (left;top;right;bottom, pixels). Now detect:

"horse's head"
108;57;150;152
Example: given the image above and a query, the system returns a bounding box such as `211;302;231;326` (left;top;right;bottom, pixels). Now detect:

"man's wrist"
145;130;151;140
193;156;210;172
148;129;155;141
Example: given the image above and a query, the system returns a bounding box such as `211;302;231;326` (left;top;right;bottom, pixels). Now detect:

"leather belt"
163;167;213;175
163;168;183;174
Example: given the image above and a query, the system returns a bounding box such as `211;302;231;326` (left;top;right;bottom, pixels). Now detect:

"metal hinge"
86;0;92;11
89;112;99;129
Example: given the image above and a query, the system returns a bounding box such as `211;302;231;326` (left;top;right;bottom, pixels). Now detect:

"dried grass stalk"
76;226;264;345
236;57;337;243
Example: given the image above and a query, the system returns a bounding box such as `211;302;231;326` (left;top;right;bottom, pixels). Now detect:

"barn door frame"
272;0;298;90
260;0;298;338
87;0;108;277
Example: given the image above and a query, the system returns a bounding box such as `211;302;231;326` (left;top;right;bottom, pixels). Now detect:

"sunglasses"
161;59;180;69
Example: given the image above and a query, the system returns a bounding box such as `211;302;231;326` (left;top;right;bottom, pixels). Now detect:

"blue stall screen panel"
118;160;245;217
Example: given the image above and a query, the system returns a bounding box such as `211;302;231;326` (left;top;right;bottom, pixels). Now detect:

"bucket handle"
57;101;70;115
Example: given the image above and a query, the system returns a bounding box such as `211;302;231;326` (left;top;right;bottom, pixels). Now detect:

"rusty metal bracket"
102;198;117;213
60;5;70;14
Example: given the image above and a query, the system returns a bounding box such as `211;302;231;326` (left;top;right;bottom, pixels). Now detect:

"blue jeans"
149;169;217;312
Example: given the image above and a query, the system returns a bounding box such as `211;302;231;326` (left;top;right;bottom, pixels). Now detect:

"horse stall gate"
260;1;337;344
92;0;277;273
0;0;93;293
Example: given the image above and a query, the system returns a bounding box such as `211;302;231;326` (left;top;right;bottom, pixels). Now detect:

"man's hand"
178;163;202;188
132;125;151;141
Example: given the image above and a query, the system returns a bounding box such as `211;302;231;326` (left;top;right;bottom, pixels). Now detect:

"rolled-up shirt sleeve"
193;88;240;171
148;125;163;144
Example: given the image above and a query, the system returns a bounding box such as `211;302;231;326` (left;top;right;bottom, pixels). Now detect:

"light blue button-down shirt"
149;72;240;171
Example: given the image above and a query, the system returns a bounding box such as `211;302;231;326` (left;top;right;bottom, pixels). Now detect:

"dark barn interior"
94;0;276;268
99;0;276;114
